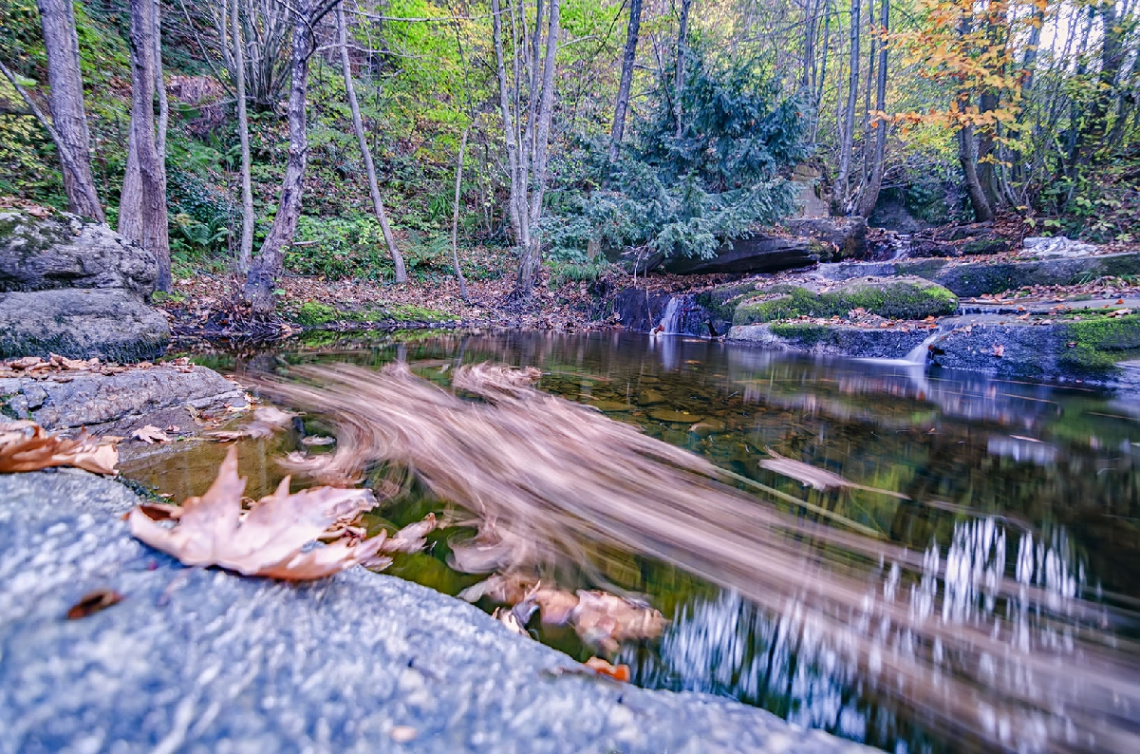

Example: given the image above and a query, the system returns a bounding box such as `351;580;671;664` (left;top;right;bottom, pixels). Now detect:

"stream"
122;330;1140;752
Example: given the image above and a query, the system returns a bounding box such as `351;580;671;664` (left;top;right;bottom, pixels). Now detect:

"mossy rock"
1060;314;1140;373
733;277;958;325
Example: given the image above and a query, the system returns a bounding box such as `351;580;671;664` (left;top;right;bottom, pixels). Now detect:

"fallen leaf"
300;435;335;446
379;513;437;554
254;406;295;426
131;425;170;444
459;572;538;604
534;587;580;624
129;445;383;580
493;606;529;636
585;656;631;682
759;449;852;491
573;590;666;653
0;423;119;475
993;343;1005;358
66;588;124;620
389;726;417;743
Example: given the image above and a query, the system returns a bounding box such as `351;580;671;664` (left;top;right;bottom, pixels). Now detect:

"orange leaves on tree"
0;421;119;475
129;445;384;580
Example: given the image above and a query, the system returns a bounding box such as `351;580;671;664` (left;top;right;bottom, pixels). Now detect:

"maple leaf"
128;445;383;580
0;422;118;475
585;657;631;682
131;425;170;444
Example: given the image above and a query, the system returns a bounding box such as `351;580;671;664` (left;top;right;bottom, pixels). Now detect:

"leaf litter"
0;421;119;475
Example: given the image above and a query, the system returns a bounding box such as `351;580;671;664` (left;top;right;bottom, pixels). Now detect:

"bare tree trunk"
243;0;314;313
608;0;642;163
858;0;888;218
833;0;860;215
673;0;693;139
123;0;170;290
336;4;408;283
492;0;525;249
451;127;469;300
34;0;104;222
959;123;993;222
517;0;560;295
232;0;255;272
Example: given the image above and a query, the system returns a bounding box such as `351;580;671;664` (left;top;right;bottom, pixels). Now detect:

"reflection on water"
130;330;1140;752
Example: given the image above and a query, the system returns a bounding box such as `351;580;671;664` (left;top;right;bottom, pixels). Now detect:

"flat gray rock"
0;288;170;362
0;365;244;431
0;471;868;754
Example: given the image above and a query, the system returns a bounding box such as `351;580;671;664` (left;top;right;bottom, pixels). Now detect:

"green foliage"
544;42;807;266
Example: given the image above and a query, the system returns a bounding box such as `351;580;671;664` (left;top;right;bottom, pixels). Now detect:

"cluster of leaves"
544;42;807;265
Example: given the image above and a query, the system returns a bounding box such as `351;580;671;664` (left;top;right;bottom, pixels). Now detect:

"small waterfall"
904;328;944;365
660;296;685;334
889;232;912;261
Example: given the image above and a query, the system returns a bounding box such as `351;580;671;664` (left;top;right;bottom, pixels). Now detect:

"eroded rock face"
0;210;168;361
0;288;170;362
0;364;244;431
0;210;158;295
664;235;819;275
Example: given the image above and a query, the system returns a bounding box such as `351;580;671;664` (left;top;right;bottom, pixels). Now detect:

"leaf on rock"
66;588;124;620
493;606;529;636
992;343;1006;358
131;425;170;444
379;513;437;554
585;656;631;682
0;423;119;475
128;445;383;580
534;587;580;625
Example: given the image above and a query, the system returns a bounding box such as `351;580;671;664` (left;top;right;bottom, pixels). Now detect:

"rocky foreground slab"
0;470;867;754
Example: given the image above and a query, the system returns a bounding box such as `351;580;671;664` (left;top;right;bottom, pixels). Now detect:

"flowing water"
124;330;1140;752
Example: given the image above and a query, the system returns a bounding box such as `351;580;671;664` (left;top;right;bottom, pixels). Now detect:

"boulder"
907;222;1010;258
665;235;819;275
732;277;958;326
0;365;244;431
1020;236;1099;258
728;322;933;360
0;210;158;295
611;289;717;335
783;217;868;261
0;470;868;754
0;288;170;362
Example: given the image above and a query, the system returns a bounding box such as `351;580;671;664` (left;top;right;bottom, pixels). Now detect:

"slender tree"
231;0;255;272
336;3;408;283
673;0;693;138
451;127;470;300
609;0;643;163
32;0;104;222
834;0;861;214
858;0;889;217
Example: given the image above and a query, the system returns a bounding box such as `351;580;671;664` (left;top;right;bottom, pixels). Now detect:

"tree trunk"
451;127;469;301
123;0;170;290
232;0;255;273
672;0;692;139
336;4;408;283
959;123;993;222
491;0;525;249
517;0;560;295
1077;2;1124;165
833;0;860;215
857;0;888;218
35;0;104;222
608;0;642;163
243;0;314;313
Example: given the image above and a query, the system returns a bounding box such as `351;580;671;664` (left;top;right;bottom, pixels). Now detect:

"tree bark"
337;4;408;283
122;0;170;290
243;0;315;313
492;0;525;250
35;0;104;222
833;0;860;215
959;123;993;222
232;0;255;273
451;127;469;300
857;0;888;218
608;0;642;163
672;0;692;139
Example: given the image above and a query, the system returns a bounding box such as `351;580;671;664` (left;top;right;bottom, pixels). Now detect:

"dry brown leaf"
534;587;580;625
300;435;336;446
131;425;170;444
493;606;529;636
458;572;539;604
0;423;118;475
573;590;666;653
66;588;124;620
254;406;295;426
585;657;631;682
759;449;852;491
993;343;1006;358
379;513;437;554
128;445;383;580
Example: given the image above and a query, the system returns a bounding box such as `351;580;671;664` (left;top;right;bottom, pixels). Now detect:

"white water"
660;296;685;334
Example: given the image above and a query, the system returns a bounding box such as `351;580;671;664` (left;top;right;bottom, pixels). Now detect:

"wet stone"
0;469;870;754
648;407;704;423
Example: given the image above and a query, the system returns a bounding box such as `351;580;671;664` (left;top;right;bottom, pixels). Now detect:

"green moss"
733;281;957;325
767;322;830;346
294;301;339;326
387;304;457;322
1059;314;1140;373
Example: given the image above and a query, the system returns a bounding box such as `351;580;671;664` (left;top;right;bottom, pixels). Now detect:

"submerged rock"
0;288;170;362
0;470;867;754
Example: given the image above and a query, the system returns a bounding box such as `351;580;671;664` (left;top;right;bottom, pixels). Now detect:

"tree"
490;0;562;297
120;0;171;289
834;0;861;214
609;0;642;164
29;0;104;222
857;0;889;217
231;0;255;273
336;2;407;283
